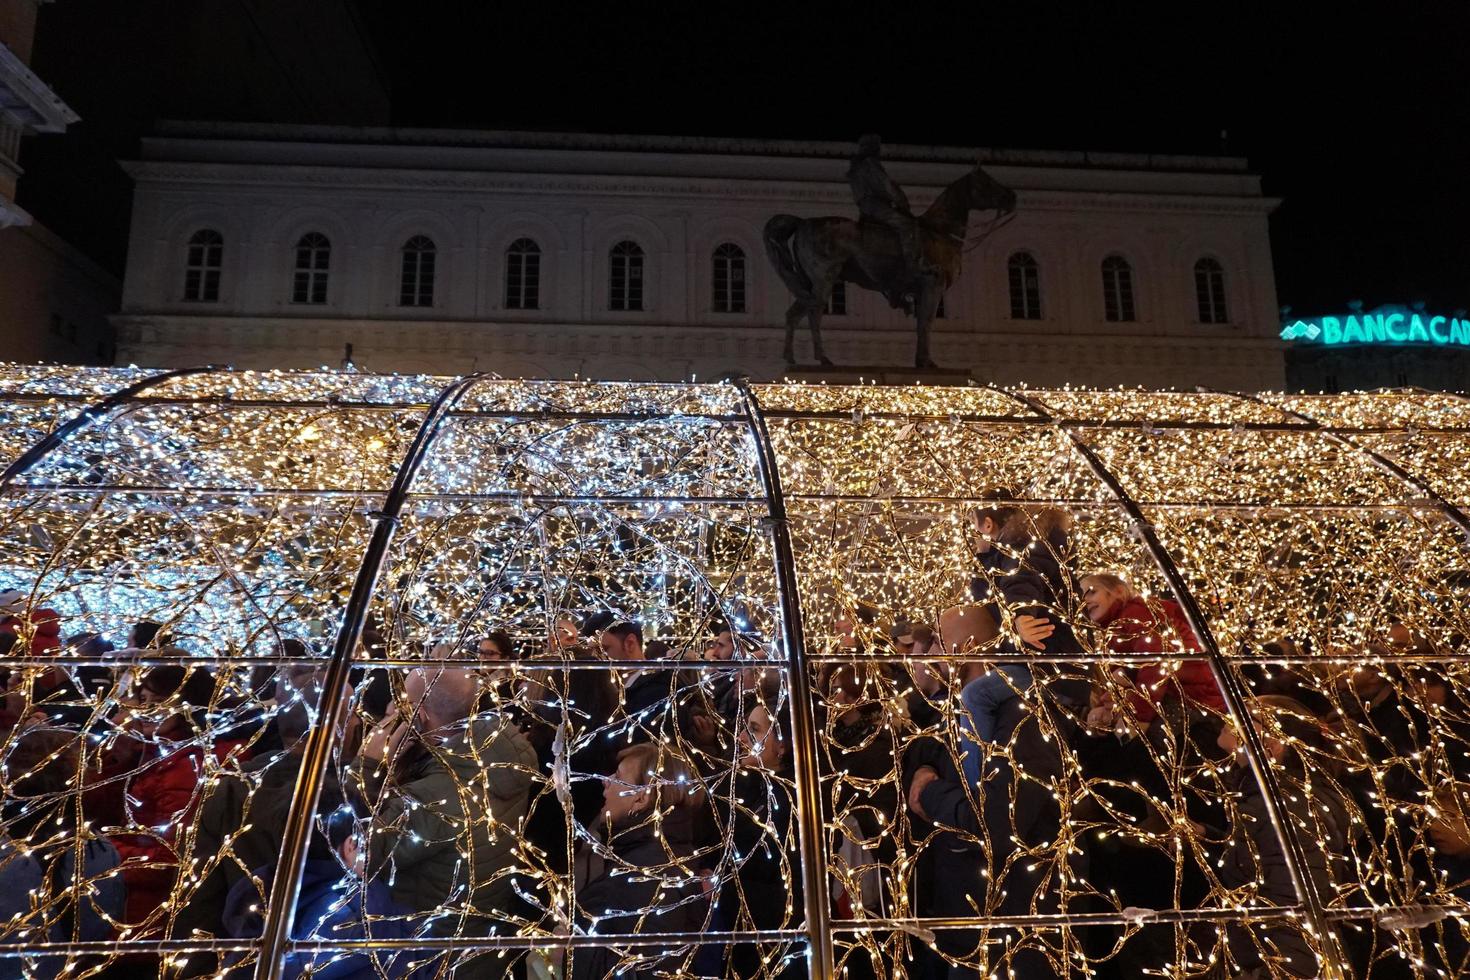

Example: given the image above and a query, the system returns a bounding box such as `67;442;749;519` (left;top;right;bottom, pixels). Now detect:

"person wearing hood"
222;804;427;980
350;667;537;978
571;741;707;980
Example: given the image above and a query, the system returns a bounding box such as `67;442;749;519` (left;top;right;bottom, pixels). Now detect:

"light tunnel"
0;365;1467;980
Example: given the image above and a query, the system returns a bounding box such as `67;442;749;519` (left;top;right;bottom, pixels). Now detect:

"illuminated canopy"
0;365;1467;980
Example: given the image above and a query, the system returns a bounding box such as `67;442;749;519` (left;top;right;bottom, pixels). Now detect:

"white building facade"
114;123;1285;388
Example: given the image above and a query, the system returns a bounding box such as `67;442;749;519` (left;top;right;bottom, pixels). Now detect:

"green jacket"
353;714;537;928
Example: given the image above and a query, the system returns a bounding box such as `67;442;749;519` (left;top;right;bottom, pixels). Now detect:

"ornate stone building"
115;123;1285;388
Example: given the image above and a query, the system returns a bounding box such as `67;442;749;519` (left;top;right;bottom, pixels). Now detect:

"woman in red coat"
101;664;245;932
1080;572;1225;733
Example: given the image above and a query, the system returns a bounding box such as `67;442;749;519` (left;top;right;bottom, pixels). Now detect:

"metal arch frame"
733;378;835;980
255;372;488;980
0;365;226;493
1201;385;1470;544
990;385;1348;980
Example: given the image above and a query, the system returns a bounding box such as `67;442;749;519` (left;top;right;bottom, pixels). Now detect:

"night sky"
27;2;1470;314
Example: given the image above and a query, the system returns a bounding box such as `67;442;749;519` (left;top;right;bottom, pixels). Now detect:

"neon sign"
1281;307;1470;348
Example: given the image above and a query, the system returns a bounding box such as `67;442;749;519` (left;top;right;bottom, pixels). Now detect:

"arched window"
609;240;644;311
1007;252;1042;320
399;236;436;308
712;242;746;314
291;233;331;305
825;280;847;316
183;229;223;302
504;238;541;310
1101;255;1136;322
1194;257;1228;324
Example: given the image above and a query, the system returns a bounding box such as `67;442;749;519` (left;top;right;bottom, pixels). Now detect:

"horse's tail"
763;214;814;302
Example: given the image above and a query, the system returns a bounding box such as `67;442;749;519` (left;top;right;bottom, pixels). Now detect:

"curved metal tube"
990;385;1347;980
254;373;487;980
0;365;225;493
733;379;835;980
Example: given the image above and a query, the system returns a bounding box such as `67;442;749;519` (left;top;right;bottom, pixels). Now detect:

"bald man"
353;667;537;976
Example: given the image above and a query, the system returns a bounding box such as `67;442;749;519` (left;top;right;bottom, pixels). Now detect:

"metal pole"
1202;385;1470;544
0;365;226;493
990;385;1348;980
733;379;835;980
254;373;486;980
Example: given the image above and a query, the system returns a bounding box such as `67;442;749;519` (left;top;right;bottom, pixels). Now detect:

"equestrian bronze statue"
764;135;1016;368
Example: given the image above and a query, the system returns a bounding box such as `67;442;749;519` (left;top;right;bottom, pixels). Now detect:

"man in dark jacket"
908;694;1083;980
222;806;427;980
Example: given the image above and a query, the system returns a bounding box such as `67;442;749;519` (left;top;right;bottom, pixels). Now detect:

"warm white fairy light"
0;367;1462;978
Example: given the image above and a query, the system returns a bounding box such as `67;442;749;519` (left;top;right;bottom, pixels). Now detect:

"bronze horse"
763;164;1016;368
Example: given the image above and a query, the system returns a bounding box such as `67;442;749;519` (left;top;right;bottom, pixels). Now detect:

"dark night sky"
357;1;1470;315
27;2;1470;314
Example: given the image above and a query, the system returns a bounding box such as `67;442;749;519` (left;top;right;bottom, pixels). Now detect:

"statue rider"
847;134;932;310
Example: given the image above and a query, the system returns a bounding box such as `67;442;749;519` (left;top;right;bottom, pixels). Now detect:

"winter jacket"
222;859;427;980
1100;596;1225;724
353;714;537;929
172;746;340;941
571;812;706;980
0;608;61;654
1200;765;1351;977
916;694;1082;967
971;511;1079;657
0;834;126;978
109;737;246;930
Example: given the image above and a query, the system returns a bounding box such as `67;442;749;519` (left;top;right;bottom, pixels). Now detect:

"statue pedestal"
780;364;975;387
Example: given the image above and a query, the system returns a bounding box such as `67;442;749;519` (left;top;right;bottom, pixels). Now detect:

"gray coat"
354;714;537;928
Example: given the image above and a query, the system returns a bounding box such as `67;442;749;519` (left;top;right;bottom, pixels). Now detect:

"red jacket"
0;608;61;654
108;738;247;930
1101;597;1225;724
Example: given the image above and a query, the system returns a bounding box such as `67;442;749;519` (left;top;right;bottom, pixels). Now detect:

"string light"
0;368;1463;977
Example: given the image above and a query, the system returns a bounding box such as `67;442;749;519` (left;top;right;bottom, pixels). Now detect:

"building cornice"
0;42;78;133
149;119;1253;174
121;160;1280;215
111;313;1286;349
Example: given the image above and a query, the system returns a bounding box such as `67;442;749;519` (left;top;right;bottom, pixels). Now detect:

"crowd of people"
0;497;1465;980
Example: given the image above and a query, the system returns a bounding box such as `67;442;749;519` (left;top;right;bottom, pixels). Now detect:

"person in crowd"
966;501;1019;605
1077;573;1224;735
127;620;173;650
172;665;330;958
909;656;1083;980
1193;694;1351;980
0;588;62;655
713;695;804;980
819;663;900;918
103;661;245;933
571;742;708;980
222;804;426;980
594;619;670;746
351;666;537;977
957;506;1080;790
67;631;117;703
0;726;127;979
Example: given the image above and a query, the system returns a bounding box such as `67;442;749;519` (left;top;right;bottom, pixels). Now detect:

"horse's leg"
914;277;942;369
783;301;805;366
807;306;833;366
